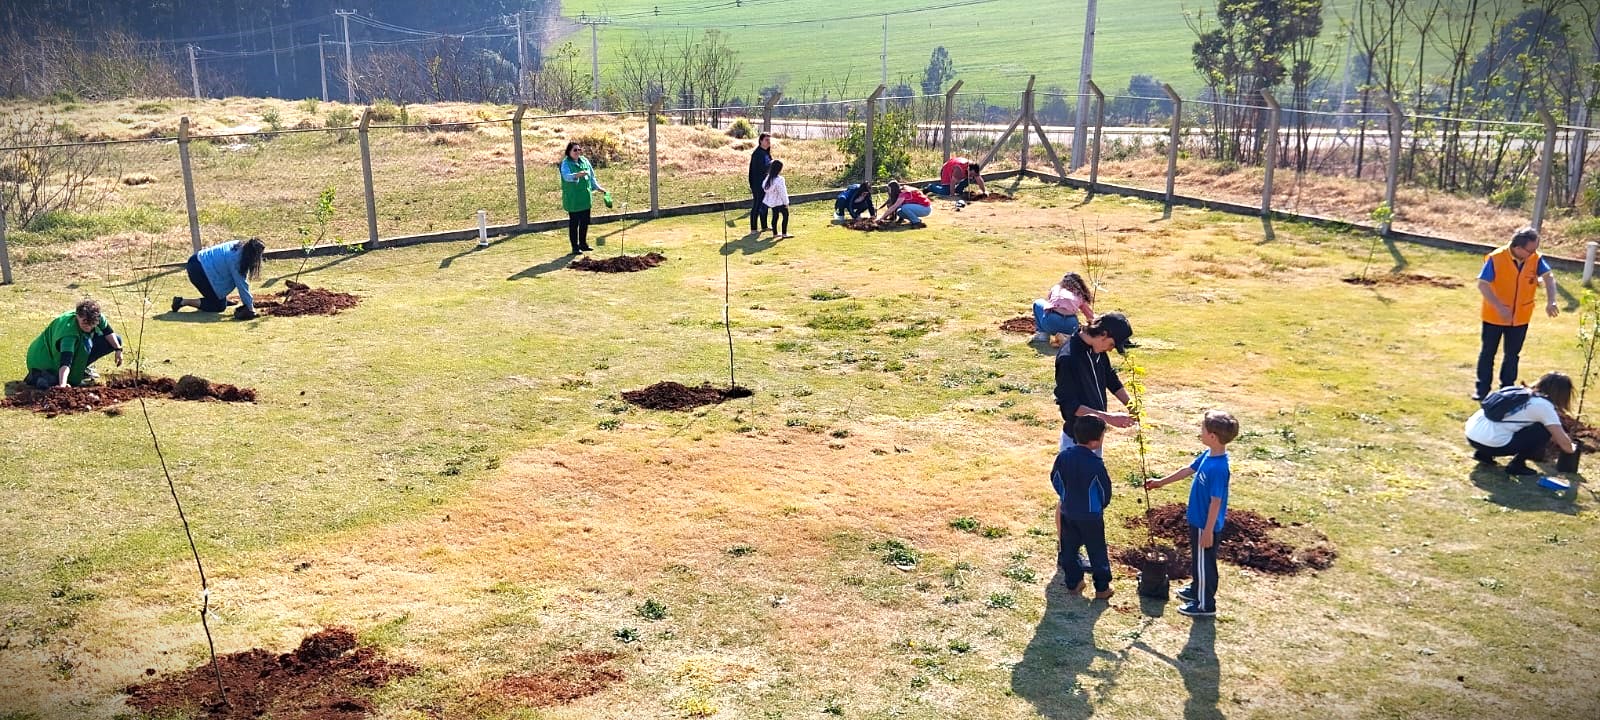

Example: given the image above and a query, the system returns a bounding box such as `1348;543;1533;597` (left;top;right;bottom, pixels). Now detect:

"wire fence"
3;81;1600;285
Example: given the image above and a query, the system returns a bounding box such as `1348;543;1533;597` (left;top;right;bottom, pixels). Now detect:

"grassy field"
1;175;1597;718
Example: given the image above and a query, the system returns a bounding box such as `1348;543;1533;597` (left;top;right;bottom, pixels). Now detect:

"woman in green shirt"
560;141;609;254
23;299;124;389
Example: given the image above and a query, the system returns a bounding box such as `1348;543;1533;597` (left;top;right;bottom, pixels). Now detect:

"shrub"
324;107;356;128
133;101;168;115
369;99;401;122
727;117;755;139
1492;182;1529;210
299;98;320;115
260;109;283;132
837;109;914;183
1569;217;1600;239
570;130;627;167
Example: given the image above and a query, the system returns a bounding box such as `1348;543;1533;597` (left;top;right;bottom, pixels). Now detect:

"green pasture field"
0;180;1596;718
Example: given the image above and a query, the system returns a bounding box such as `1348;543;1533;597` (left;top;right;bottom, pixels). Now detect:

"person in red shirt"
933;156;987;197
875;181;932;226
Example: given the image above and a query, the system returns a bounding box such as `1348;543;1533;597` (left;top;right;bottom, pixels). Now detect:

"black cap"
1096;312;1135;355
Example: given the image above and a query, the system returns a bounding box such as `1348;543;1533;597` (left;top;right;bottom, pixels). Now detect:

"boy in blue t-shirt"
1052;415;1115;600
1146;410;1239;617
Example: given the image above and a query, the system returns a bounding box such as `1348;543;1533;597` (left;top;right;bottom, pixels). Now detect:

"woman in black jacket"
748;133;772;233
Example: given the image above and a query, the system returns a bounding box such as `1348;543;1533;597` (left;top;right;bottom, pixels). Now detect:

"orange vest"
1480;246;1543;326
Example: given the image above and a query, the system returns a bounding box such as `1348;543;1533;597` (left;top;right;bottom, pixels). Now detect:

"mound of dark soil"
964;192;1014;202
124;627;417;719
1557;413;1600;454
999;316;1036;334
4;373;255;417
495;651;623;707
258;280;362;317
843;218;926;232
1341;274;1462;289
621;381;753;411
1118;503;1337;576
1114;544;1190;580
570;252;667;273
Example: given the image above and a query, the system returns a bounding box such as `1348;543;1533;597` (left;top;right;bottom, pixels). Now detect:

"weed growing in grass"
979;526;1009;539
871;539;920;568
949;517;980;533
808;307;874;331
613;627;640;643
678;696;718;717
1002;564;1038;584
948;639;972;654
636;599;669;620
985;592;1017;610
726;544;757;557
942;562;975;589
821;696;846;716
299;98;320;115
597;418;621;431
810;288;851;301
829;428;851;439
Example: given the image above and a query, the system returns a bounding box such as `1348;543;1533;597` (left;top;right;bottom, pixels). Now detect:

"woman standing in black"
748;133;772;234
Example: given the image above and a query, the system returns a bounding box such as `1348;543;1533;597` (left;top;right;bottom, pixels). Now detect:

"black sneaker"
171;296;183;313
1473;450;1498;464
1505;461;1538;476
1176;602;1216;617
1176;586;1196;603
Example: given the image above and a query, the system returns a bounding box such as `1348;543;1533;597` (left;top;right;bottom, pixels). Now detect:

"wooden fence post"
1020;76;1035;175
0;202;12;285
761;92;782;135
648;98;662;217
1383;96;1403;236
1533;107;1557;233
1088;79;1106;190
864;84;886;186
1161;83;1182;214
942;80;963;164
178;116;202;253
358;108;379;247
513;104;528;228
1260;89;1281;239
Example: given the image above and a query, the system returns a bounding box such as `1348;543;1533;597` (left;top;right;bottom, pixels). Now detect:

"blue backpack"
1481;387;1535;421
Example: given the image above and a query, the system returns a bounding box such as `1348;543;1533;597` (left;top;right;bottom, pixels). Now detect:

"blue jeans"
1032;300;1080;337
897;203;931;224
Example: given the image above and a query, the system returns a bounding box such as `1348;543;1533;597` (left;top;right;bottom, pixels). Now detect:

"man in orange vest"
1475;227;1559;401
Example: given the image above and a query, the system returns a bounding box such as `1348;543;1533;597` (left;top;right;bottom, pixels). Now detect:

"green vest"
25;312;108;385
561;157;596;213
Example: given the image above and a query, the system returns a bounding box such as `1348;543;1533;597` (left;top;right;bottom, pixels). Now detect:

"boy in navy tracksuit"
1052;415;1115;600
1146;410;1239;617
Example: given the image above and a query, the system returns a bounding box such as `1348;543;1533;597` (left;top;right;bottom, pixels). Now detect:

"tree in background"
920;46;954;96
1189;0;1326;163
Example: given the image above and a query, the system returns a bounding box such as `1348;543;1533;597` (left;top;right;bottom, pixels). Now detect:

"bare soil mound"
1341;273;1462;289
494;651;623;707
124;627;417;719
843;218;926;232
258;280;362;317
621;381;753;411
965;192;1014;202
999;316;1036;334
1118;503;1337;577
570;252;667;273
4;373;255;417
1558;413;1600;454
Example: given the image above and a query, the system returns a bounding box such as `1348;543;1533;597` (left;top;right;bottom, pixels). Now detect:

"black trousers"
185;255;227;312
1058;513;1111;592
25;333;119;388
567;209;592;251
1189;524;1220;611
1470;422;1551;464
749;186;768;232
769;205;789;235
1477;322;1529;397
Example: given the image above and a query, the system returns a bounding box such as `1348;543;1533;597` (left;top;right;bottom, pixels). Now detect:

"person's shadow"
507;253;576;280
1136;621;1223;720
1010;570;1115;718
1468;463;1580;515
720;230;780;256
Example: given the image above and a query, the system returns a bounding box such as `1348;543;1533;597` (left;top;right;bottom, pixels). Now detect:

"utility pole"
269;23;281;97
187;44;201;99
578;14;612;111
1070;0;1097;170
512;11;529;103
336;9;355;103
318;34;329;102
880;14;888;108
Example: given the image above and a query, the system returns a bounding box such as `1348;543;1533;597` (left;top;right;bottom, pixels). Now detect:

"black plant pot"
1557;448;1581;473
1136;553;1170;600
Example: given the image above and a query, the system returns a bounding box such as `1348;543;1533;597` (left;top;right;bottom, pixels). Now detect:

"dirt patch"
999;316;1036;334
1340;273;1463;289
1118;503;1337;576
843;218;926;232
965;192;1014;202
570;252;667;273
1115;544;1190;580
3;373;256;417
1557;413;1600;454
257;280;362;317
621;381;753;411
494;651;623;707
124;627;417;719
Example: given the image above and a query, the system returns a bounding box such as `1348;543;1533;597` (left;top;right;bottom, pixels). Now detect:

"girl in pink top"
1031;272;1095;345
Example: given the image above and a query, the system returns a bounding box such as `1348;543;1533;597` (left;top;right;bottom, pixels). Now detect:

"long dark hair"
563;141;581;161
886;180;902;203
1059;271;1094;304
1536;371;1574;412
238;237;265;280
764;159;784;189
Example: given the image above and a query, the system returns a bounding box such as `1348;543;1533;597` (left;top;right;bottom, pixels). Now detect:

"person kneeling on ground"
23;299;124;389
172;237;264;320
928;156;987;197
1032;271;1096;346
1053;415;1115;600
1464;371;1576;476
874;181;932;227
833;183;876;221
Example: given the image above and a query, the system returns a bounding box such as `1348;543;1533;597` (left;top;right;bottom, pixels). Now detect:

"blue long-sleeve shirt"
196;241;254;311
1051;444;1112;516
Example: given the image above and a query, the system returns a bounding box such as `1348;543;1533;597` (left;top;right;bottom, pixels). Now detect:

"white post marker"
1584;241;1597;286
477;209;489;247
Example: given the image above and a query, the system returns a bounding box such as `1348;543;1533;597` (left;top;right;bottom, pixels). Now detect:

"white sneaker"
833;213;844;221
1030;332;1047;343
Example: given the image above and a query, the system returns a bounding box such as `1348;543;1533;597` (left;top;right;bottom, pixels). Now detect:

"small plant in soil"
1361;202;1395;280
947;639;972;654
612;627;640;644
871;538;920;568
979;525;1009;539
1575;289;1600;419
294;185;337;285
949;516;980;533
984;592;1017;610
1002;564;1038;584
725;544;756;557
635;598;668;621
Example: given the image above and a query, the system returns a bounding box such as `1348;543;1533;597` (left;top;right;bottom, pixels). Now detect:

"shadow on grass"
153;309;237;324
1135;622;1223;720
261;251;365;289
1010;570;1113;719
720;231;781;256
506;252;576;281
107;265;184;290
1469;464;1580;515
1383;236;1409;273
